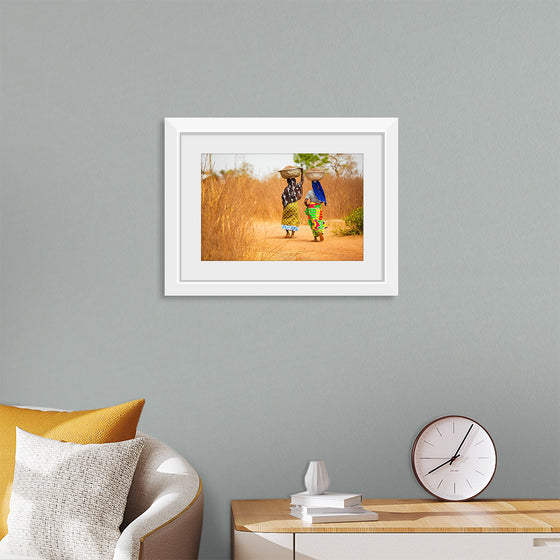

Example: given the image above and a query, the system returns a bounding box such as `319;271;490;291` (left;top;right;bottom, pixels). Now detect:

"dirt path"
254;220;363;261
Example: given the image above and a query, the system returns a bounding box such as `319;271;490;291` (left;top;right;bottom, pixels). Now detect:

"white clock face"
412;416;497;501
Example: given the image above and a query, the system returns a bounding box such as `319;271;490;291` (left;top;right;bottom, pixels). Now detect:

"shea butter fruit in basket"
278;165;303;179
304;167;326;181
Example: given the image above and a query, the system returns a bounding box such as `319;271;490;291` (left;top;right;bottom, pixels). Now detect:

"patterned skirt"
281;202;300;231
305;202;325;236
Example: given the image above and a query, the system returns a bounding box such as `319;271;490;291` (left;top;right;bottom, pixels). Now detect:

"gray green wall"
1;1;558;558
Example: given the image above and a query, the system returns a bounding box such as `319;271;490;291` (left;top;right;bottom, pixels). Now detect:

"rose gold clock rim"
411;415;498;502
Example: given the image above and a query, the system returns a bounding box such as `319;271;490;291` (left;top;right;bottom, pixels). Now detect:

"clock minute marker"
475;470;485;476
466;479;472;489
437;479;443;489
474;440;484;446
435;426;443;438
423;440;435;446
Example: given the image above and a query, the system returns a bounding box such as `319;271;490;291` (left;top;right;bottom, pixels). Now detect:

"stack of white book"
289;491;378;524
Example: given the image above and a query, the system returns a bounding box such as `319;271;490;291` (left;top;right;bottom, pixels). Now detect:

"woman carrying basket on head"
279;165;304;238
304;168;327;242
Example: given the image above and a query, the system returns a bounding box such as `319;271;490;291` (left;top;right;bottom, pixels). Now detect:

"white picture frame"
165;117;398;296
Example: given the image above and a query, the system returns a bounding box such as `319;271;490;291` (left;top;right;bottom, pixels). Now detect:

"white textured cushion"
0;555;44;559
3;428;144;560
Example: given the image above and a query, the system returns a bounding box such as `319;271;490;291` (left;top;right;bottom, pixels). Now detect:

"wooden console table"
231;499;560;559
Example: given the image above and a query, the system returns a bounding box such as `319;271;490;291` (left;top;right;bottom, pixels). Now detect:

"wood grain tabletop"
231;499;560;533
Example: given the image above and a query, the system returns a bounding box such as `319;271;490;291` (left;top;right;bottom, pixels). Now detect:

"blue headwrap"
312;181;327;205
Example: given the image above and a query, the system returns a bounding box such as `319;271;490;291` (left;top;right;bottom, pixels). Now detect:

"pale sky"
205;153;363;179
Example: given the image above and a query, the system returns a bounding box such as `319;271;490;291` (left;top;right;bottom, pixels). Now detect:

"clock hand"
426;455;460;475
426;424;473;475
449;424;473;464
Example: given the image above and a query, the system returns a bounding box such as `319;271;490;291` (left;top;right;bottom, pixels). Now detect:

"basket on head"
304;167;326;181
278;165;302;179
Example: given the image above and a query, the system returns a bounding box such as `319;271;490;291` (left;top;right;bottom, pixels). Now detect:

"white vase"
304;460;330;495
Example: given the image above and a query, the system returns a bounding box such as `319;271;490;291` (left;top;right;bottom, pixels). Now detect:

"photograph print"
201;153;364;262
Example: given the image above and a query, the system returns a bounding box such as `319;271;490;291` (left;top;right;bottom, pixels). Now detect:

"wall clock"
411;415;497;501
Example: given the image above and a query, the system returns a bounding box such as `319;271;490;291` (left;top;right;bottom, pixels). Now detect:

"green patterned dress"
305;202;325;237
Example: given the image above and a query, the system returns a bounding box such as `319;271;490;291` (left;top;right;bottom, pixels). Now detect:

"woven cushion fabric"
3;428;144;560
0;399;144;538
0;554;43;559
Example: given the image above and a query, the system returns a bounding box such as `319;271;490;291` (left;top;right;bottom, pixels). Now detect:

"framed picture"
165;118;398;296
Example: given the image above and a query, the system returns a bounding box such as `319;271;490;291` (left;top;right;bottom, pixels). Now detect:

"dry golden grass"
201;175;257;261
201;173;363;261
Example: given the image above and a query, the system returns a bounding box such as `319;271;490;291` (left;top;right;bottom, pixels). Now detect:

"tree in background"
328;153;358;177
202;154;254;180
293;153;330;170
231;161;254;177
217;161;254;179
293;153;359;177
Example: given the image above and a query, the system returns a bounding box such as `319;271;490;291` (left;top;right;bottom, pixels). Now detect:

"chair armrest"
114;484;203;560
114;433;203;560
